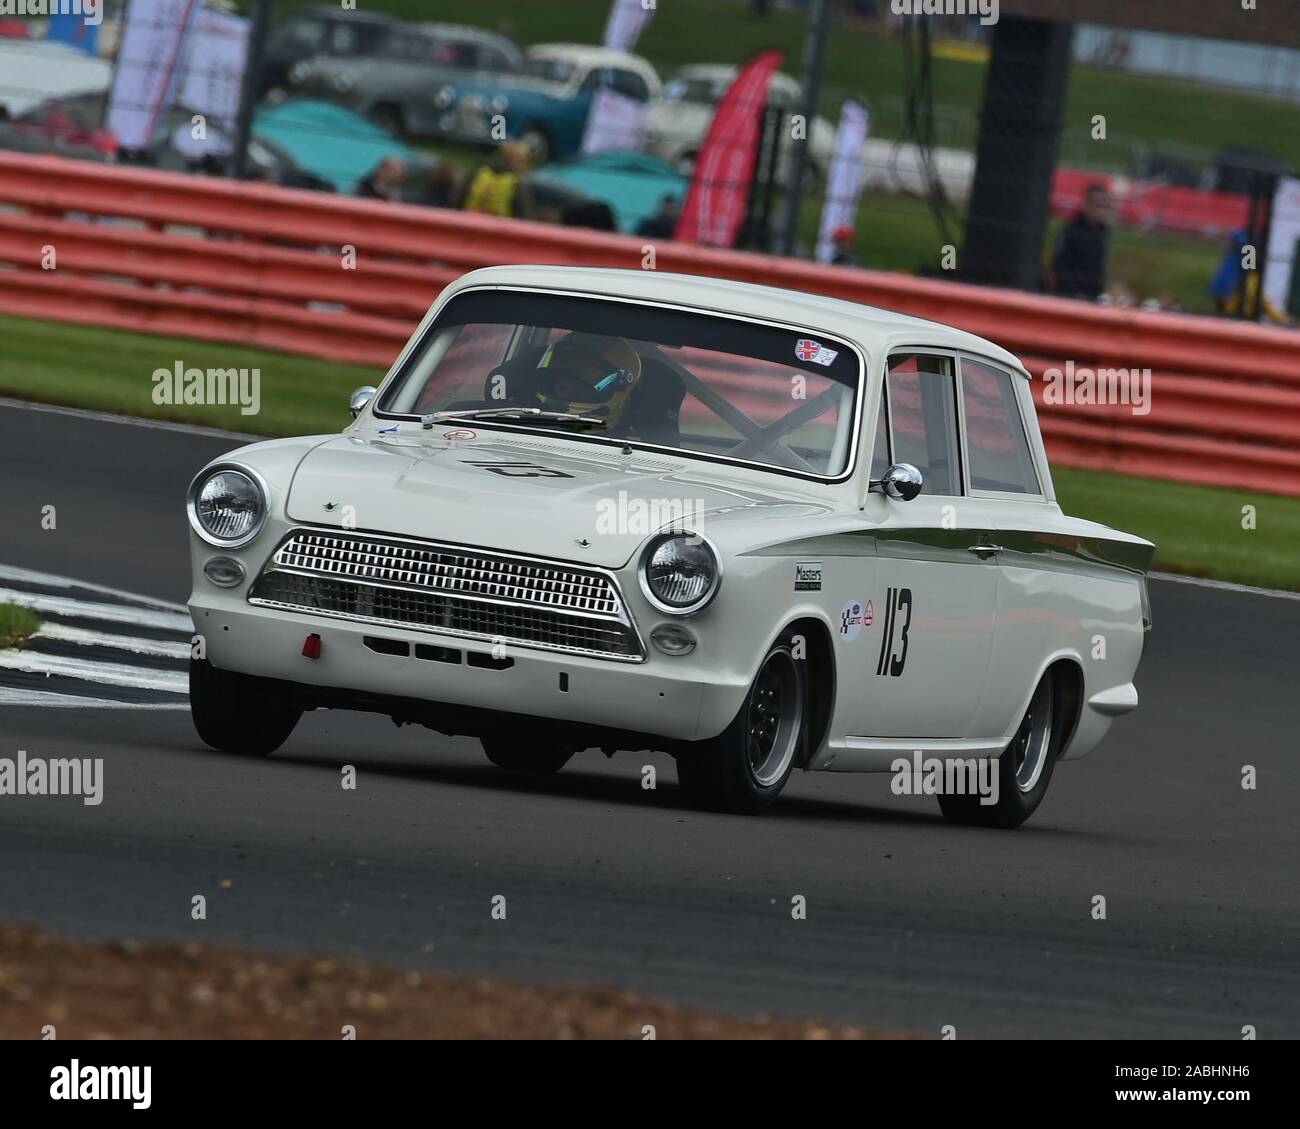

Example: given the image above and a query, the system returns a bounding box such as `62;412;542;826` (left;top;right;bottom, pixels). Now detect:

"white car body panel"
187;266;1152;773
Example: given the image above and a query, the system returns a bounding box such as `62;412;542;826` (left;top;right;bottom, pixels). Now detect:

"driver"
534;333;642;428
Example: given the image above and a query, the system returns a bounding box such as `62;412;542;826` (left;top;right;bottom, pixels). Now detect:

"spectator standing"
1048;183;1111;300
1210;228;1291;325
462;142;533;219
635;195;681;239
357;156;406;202
829;224;860;266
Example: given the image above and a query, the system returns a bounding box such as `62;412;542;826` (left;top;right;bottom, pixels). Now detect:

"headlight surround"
187;465;267;549
639;531;721;616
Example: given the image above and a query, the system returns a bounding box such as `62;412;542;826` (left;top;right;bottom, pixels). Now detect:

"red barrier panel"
0;151;1297;495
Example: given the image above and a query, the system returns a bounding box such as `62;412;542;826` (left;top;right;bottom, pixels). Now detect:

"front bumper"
189;592;748;744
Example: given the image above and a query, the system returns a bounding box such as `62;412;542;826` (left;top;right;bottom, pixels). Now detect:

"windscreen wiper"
421;408;607;430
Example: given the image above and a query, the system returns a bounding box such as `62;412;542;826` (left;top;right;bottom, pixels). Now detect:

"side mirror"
349;386;377;419
872;462;923;502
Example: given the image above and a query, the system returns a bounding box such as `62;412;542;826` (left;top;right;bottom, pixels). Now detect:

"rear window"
961;358;1040;494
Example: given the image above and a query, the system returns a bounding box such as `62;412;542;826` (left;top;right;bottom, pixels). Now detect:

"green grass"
0;315;383;437
1054;466;1300;592
0;603;40;649
3;313;1298;591
254;0;1300;169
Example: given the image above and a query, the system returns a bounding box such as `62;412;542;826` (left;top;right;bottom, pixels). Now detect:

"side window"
610;69;651;102
886;354;961;496
869;389;890;480
579;68;605;92
960;358;1041;494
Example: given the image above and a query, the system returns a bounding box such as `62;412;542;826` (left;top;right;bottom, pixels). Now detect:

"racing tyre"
938;671;1059;829
677;632;807;814
189;657;301;757
481;733;574;774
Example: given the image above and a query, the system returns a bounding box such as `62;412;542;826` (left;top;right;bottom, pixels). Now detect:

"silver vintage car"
186;267;1153;827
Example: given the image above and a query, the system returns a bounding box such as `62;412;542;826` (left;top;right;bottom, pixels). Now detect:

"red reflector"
302;634;322;659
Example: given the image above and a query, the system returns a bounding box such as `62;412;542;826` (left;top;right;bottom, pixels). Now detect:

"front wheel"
189;658;301;757
938;672;1059;829
480;733;573;774
676;633;807;814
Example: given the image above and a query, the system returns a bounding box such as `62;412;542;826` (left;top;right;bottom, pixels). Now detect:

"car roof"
527;43;652;69
445;265;1028;373
420;22;516;48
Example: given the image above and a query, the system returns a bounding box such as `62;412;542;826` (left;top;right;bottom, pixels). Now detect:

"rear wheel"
189;658;301;757
480;733;573;774
938;672;1059;829
677;633;806;814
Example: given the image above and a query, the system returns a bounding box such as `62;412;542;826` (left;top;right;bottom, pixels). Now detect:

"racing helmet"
535;333;642;424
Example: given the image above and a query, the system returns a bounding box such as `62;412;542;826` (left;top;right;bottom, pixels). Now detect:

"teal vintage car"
529;152;687;233
297;42;661;166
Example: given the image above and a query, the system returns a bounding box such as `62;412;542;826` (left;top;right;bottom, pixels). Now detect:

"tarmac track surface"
0;401;1297;1038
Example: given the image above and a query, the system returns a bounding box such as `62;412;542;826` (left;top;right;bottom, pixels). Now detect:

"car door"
955;355;1069;739
848;352;1000;739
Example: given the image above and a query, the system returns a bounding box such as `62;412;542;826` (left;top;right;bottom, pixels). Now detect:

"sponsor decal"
443;429;477;441
838;599;865;641
463;461;575;479
864;599;874;627
794;560;823;591
377;423;400;435
795;338;838;367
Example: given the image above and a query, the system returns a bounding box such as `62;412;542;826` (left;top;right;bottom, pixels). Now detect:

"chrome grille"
250;530;643;661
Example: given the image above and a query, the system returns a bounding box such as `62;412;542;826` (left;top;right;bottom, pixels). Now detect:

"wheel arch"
1043;654;1085;760
778;615;836;769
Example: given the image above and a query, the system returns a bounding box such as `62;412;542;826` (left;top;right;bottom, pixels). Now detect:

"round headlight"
187;466;267;548
640;532;721;615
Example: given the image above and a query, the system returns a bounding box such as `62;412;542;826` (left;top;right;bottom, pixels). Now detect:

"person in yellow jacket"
1210;229;1292;326
462;142;533;219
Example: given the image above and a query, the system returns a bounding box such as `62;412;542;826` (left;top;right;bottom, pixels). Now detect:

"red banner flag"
673;49;784;248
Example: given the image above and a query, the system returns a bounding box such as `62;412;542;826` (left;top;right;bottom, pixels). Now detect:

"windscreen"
377;290;861;478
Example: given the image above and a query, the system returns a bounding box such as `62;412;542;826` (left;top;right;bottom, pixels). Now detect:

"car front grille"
249;529;643;661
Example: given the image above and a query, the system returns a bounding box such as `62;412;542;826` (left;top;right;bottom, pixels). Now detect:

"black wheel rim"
746;648;803;787
1011;677;1055;793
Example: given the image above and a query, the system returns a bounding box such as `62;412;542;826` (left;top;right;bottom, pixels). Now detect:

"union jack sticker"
795;338;838;366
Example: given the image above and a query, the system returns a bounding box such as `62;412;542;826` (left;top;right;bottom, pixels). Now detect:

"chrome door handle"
967;543;1004;558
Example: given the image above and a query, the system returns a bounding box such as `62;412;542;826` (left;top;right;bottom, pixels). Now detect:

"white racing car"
186;266;1153;827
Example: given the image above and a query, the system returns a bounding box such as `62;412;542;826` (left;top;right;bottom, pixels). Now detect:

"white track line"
0;650;188;694
0;396;259;441
1149;571;1300;603
0;564;188;614
0;686;187;709
36;622;191;661
0;587;192;634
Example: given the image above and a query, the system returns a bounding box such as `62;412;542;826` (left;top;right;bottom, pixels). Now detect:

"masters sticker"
795;560;823;591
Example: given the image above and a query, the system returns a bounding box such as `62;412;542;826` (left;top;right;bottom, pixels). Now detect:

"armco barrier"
0;151;1297;495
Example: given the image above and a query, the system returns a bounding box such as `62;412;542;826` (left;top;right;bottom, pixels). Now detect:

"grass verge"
0;603;40;649
2;314;1296;591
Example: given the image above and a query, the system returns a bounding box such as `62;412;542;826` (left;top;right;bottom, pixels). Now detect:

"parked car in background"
0;39;111;120
429;43;662;164
286;23;522;137
646;64;835;180
0;92;116;162
260;6;409;98
529;151;686;233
